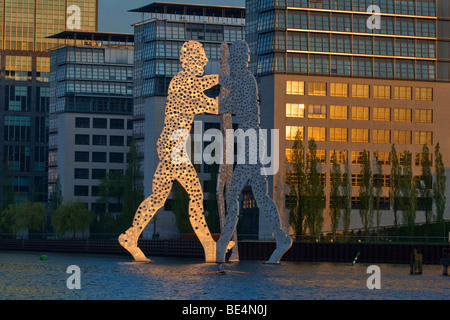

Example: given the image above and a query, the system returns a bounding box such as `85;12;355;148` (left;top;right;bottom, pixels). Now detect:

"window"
330;128;348;142
75;134;89;145
373;130;391;144
92;169;107;180
309;82;327;96
416;87;433;101
308;104;327;118
330;150;347;164
330;105;348;119
93;135;107;146
373;175;390;188
286;80;304;95
415;131;433;145
286;103;305;117
352;106;369;120
374;151;390;165
286;126;304;140
110;152;124;163
74;168;89;180
352;84;370;98
394;130;412;144
394;108;412;122
74;186;89;197
415;153;432;167
352;174;363;187
110;119;124;129
308;127;326;141
92;152;107;163
394;86;412;100
93;118;107;129
351;151;365;165
75;151;89;162
415;109;433;123
373;107;391;121
309;150;326;164
351;129;369;143
110;135;125;146
330;83;348;97
75;117;89;128
285;149;297;163
374;85;391;99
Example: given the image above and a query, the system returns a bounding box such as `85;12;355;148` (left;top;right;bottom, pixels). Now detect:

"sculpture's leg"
216;166;248;262
119;162;172;262
177;164;217;263
250;168;293;264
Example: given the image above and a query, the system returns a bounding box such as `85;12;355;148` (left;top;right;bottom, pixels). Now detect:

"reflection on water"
0;251;448;300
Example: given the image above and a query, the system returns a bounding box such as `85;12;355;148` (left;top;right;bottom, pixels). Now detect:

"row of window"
74;168;122;180
286;149;431;166
55;65;133;82
286;104;433;123
74;117;130;130
74;151;125;164
286;80;433;100
75;134;128;147
286;126;432;144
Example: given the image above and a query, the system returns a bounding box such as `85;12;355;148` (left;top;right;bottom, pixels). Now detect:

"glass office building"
130;2;247;239
247;0;450;232
0;0;98;205
48;31;134;215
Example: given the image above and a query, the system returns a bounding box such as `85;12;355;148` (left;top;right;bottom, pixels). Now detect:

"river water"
0;251;448;300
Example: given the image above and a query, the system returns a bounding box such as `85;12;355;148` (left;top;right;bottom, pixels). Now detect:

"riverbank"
0;238;448;264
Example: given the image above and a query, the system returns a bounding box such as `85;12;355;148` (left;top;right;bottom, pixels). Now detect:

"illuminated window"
351;129;369;143
286;80;305;95
308;127;326;141
394;86;412;100
308;104;327;118
309;150;326;164
330;128;348;142
416;87;433;101
373;85;391;99
286;103;305;118
415;109;433;123
352;106;369;120
415;131;433;145
330;83;348;97
373;107;391;121
373;130;391;144
374;151;390;165
309;82;327;96
394;130;412;144
415;153;432;166
330;105;348;119
351;174;363;187
352;84;369;98
351;151;366;165
394;108;412;122
286;126;304;140
330;150;347;164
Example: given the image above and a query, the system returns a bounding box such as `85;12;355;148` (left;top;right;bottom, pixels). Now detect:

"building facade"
247;0;450;233
131;2;247;239
0;0;97;206
48;31;134;216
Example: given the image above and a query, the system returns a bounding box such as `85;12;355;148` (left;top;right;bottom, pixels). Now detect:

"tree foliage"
433;143;447;233
358;150;373;235
329;151;342;239
52;201;93;238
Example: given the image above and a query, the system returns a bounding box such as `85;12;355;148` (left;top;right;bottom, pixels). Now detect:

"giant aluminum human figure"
119;41;233;263
216;40;293;264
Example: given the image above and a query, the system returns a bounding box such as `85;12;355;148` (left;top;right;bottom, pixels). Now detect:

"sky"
98;0;245;33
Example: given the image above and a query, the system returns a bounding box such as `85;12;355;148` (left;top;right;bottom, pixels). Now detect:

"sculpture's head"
229;40;250;73
180;41;208;76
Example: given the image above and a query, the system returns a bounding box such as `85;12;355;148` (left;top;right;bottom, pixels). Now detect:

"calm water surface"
0;251;448;300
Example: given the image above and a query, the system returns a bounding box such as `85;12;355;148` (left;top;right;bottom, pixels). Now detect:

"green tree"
305;139;324;236
374;156;383;239
171;181;193;234
50;176;63;214
399;151;417;236
205;163;220;234
98;170;125;213
389;144;401;231
419;145;433;230
1;162;14;211
0;204;16;234
433;142;447;234
122;138;145;228
329;151;342;239
359;150;373;235
287;131;306;237
341;162;352;239
0;201;46;236
52;201;93;238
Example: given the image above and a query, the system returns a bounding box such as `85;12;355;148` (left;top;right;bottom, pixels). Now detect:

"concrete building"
131;2;247;239
247;0;450;234
48;31;134;216
0;0;98;206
